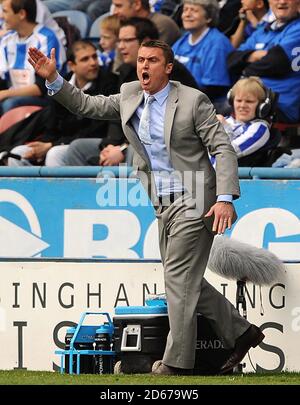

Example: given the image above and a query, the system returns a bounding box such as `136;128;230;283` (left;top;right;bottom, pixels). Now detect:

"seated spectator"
0;0;66;44
7;40;118;166
214;77;271;164
230;0;270;48
98;14;119;70
0;0;66;114
227;0;300;123
172;0;233;108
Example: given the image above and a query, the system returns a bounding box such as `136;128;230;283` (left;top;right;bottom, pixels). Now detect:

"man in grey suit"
28;41;265;375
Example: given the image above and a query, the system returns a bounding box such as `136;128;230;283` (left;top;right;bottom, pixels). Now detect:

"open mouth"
142;72;150;84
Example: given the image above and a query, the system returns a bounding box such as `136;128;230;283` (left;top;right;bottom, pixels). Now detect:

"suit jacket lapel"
123;90;143;125
164;82;178;154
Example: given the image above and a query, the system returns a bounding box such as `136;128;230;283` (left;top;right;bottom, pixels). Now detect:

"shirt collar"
262;9;275;24
268;13;299;31
143;82;170;106
69;73;92;91
188;27;210;46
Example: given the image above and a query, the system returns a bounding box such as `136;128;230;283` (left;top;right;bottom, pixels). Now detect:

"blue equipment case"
113;298;233;375
113;303;168;374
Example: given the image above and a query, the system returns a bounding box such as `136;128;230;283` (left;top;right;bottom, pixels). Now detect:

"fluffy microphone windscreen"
207;235;285;285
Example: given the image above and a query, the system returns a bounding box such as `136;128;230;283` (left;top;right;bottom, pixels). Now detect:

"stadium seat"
273;121;300;132
273;121;300;149
52;10;91;38
0;105;43;134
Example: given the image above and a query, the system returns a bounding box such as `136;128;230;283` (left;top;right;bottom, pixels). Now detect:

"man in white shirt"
0;0;66;114
0;0;66;44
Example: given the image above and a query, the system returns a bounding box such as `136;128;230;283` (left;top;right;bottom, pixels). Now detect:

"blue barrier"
0;166;300;179
0;166;134;178
0;168;299;260
249;168;300;179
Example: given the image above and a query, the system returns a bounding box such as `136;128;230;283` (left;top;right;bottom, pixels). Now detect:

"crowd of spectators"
0;0;299;168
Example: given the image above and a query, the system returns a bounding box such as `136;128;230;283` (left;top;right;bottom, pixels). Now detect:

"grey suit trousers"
156;196;250;369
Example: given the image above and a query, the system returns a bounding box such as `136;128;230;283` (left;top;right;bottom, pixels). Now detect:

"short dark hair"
120;17;159;43
67;40;97;63
10;0;37;23
140;40;174;64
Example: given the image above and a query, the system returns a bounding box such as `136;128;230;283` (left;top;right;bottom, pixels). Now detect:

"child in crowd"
98;14;119;71
215;77;271;162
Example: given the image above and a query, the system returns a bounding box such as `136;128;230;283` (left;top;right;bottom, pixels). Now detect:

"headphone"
227;78;274;119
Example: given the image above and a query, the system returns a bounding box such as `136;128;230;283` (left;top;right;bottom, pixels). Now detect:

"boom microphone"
207;235;285;285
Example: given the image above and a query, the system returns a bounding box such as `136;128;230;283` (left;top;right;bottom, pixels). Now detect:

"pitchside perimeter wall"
0;167;299;371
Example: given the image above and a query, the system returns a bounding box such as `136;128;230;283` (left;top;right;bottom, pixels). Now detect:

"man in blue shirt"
228;0;300;123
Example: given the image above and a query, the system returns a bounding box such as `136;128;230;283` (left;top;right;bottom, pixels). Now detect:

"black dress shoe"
152;361;192;376
219;325;265;374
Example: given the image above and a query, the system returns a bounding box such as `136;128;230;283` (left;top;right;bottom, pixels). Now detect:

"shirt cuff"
217;194;233;203
46;73;63;96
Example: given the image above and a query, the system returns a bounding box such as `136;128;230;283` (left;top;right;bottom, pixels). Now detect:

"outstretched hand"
28;47;58;82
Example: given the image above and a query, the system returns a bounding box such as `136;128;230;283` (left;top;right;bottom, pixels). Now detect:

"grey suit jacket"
53;79;240;218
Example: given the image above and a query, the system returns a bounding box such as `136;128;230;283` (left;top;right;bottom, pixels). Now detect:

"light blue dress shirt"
46;73;63;95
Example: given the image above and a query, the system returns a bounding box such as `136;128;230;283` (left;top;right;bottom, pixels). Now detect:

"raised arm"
29;47;121;122
28;47;58;83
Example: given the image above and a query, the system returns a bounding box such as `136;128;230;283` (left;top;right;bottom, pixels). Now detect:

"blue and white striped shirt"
223;116;270;158
97;49;115;70
0;23;66;84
